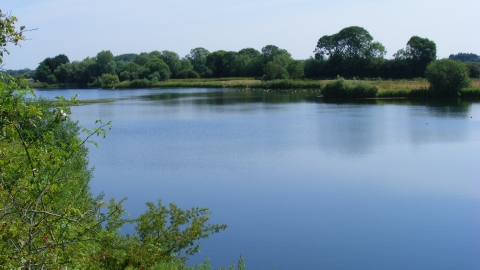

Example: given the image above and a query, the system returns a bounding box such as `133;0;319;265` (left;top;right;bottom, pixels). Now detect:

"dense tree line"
32;44;307;86
25;26;478;85
448;53;480;78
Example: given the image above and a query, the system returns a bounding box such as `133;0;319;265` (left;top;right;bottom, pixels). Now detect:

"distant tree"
34;54;70;83
179;58;193;71
238;47;261;58
4;68;35;77
229;54;252;77
314;26;385;60
74;58;97;85
206;50;237;77
145;58;171;81
449;53;480;63
54;62;75;84
34;62;51;82
115;53;138;62
134;52;152;66
263;55;290;80
96;50;114;67
465;62;480;78
41;54;70;74
313;26;385;78
160;50;182;77
394;36;436;78
425;59;470;96
186;47;211;77
287;60;305;79
261;45;291;64
149;50;162;59
304;57;325;78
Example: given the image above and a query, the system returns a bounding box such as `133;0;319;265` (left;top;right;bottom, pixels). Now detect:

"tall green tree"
187;47;211;77
145;58;171;81
394;36;436;78
160;50;182;77
262;55;290;80
261;45;291;64
313;26;386;78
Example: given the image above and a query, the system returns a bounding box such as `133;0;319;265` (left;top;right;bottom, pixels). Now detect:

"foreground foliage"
1;11;227;269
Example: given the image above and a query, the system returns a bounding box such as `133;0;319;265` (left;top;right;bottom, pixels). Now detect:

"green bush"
425;59;471;97
129;78;151;88
322;77;378;98
101;73;120;87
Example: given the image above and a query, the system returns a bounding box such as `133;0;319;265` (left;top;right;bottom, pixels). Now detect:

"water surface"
37;88;480;269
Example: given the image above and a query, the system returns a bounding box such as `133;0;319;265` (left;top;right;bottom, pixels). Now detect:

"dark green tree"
238;47;261;58
394;36;436;78
261;45;291;64
34;62;51;82
134;52;152;66
145;58;171;81
313;26;385;78
187;47;211;77
160;50;182;77
262;55;290;80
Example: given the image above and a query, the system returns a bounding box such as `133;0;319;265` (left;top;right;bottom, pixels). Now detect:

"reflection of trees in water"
139;89;322;105
314;104;384;157
320;98;475;118
315;98;478;156
139;90;478;155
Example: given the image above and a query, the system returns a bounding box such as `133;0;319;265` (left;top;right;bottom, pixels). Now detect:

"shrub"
425;59;471;97
101;73;120;87
129;78;151;88
322;77;378;98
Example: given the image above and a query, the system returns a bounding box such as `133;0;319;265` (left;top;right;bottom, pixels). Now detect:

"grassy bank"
112;78;323;90
49;99;115;106
31;78;480;99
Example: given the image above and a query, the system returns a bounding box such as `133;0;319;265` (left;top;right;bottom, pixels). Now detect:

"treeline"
26;26;480;87
448;53;480;78
3;68;35;77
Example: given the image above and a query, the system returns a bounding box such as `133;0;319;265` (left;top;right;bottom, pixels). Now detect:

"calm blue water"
36;88;480;269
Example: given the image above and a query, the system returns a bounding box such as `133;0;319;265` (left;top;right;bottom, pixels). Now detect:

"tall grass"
460;87;480;98
249;79;322;89
115;79;322;90
376;88;428;98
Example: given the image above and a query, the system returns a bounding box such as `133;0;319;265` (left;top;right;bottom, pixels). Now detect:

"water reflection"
139;89;321;105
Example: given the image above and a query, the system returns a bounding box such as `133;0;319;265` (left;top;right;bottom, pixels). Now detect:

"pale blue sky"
2;0;479;69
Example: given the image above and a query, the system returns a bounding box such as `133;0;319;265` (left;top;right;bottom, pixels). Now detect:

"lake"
36;88;480;270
